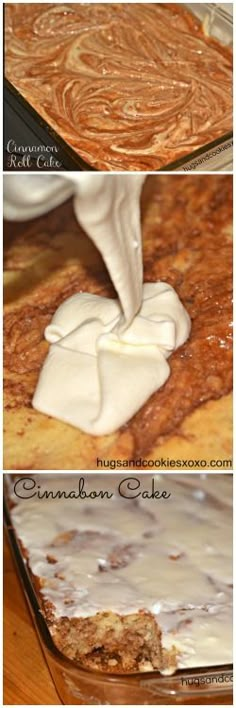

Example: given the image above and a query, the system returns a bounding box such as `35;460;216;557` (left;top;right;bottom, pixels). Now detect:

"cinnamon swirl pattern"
5;3;232;170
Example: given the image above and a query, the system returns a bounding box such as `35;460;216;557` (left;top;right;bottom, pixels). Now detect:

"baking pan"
4;79;95;172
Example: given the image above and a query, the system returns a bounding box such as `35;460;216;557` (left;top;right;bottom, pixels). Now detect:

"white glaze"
32;283;190;435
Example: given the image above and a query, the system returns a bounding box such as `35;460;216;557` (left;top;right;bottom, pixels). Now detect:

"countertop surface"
4;535;61;705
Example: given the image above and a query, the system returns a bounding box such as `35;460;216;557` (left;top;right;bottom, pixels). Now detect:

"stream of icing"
4;175;191;435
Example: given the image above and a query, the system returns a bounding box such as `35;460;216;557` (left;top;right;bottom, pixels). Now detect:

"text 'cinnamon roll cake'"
8;474;232;673
5;3;232;170
3;175;232;470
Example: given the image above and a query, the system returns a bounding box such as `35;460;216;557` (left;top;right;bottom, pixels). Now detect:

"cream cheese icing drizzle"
4;175;191;435
8;474;232;670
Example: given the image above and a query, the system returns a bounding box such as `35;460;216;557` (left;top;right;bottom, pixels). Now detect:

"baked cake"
5;3;232;170
6;473;233;673
3;175;232;469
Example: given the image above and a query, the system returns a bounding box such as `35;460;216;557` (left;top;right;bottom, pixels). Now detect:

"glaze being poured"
4;175;191;435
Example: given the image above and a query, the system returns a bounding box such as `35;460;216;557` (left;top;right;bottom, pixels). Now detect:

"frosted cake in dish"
7;474;232;673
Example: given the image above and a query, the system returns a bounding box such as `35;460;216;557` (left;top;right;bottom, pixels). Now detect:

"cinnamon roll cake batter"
5;3;233;170
7;473;232;673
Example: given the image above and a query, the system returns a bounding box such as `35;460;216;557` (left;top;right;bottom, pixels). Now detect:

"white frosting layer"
9;474;232;670
4;175;191;435
33;283;190;435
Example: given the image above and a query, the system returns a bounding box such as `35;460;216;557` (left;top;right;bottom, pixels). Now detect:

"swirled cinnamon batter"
3;175;232;469
5;3;232;170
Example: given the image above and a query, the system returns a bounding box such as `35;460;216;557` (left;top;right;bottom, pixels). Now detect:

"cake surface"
8;473;232;673
5;3;232;170
3;175;232;469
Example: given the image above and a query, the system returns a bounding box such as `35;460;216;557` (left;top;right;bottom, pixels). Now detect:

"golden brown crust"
4;175;232;469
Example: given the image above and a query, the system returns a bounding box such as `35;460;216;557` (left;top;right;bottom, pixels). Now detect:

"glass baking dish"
3;478;233;706
4;3;233;173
